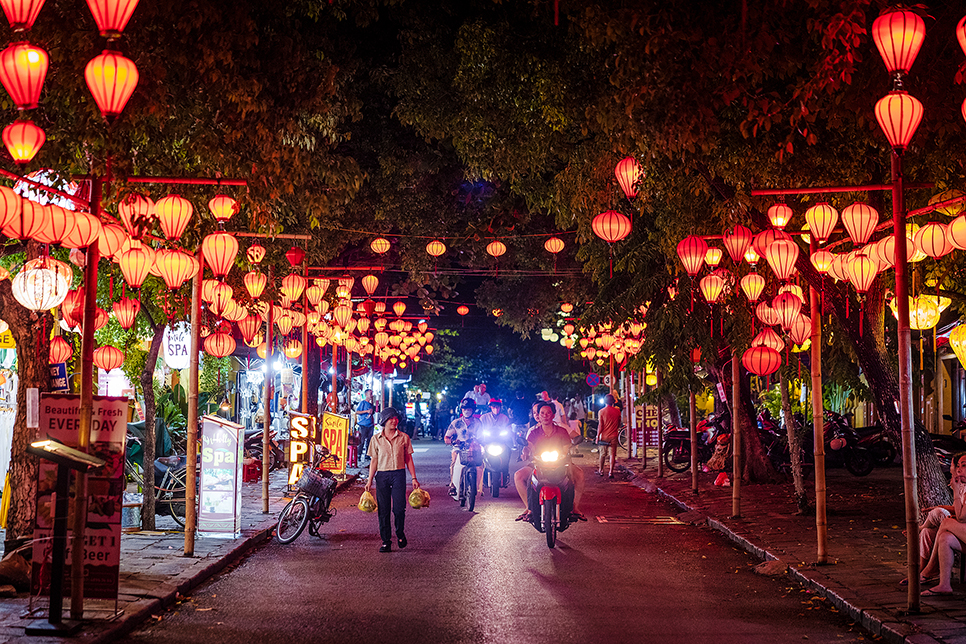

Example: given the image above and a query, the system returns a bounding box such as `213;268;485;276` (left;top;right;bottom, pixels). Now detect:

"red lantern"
280;273;307;301
393;301;406;317
0;42;47;109
118;242;153;288
201;231;238;278
914;222;952;258
840;202;878;246
742;346;781;376
210;282;232;316
112;296;139;329
544;237;564;254
486;240;507;257
845;253;878;294
330;304;350;329
361;274;378;295
788;314;811;346
0;0;46;30
752;229;791;258
426;240;446;257
85;0;139;38
767;203;792;229
739;273;765;302
875;91;923;151
32;205;75;245
117;193;155;239
705;248;723;268
370;237;390;254
592;210;631;243
614;156;642;199
699;274;725;304
154;248;194;290
959;15;966;57
204;332;235;358
871;9;925;75
98;222;126;258
804;203;839;243
765;238;799;281
2;119;43;163
756;301;780;327
0;198;45;240
93;345;124;372
285;245;305;267
772;292;801;329
276;310;295;336
85;50;138;120
49;336;72;363
947;214;966;250
722;225;752;263
243;270;266;299
208;194;237;223
676;235;708;277
751;328;784;353
457;305;469;316
60;210;101;249
690;347;701;364
155;194;193;241
810;249;834;274
0;185;19;230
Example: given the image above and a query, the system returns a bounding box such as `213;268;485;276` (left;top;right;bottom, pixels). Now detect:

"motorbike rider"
479;398;512;490
444;398;481;496
514;401;587;522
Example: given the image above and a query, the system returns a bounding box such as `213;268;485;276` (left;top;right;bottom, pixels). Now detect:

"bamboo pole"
690;387;698;495
657;370;664;478
809;238;828;564
184;253;203;555
731;352;741;518
262;269;274;514
301;259;308;413
69;179;101;619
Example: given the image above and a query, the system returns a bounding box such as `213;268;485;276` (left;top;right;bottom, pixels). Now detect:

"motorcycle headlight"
487;444;504;456
482;430;491;438
539;451;559;463
499;430;508;437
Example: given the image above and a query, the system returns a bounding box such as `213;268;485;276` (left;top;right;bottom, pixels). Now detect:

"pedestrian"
355;389;376;458
596;394;621;478
365;407;420;553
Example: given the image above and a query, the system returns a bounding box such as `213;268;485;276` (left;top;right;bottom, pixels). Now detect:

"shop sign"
49;363;69;393
31;394;128;600
319;412;349;475
162;322;191;370
287;412;317;485
0;330;14;348
198;415;243;537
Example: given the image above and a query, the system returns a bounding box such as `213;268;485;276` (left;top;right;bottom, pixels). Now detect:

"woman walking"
365;407;420;552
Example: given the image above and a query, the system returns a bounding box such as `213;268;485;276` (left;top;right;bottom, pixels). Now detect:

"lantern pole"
69;178;101;620
184;252;203;556
892;148;921;612
689;384;698;495
262;267;274;514
809;238;828;564
731;350;741;518
657;370;664;478
301;258;308;413
331;344;338;413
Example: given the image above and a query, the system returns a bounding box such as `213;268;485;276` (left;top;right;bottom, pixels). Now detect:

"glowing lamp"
426;240;446;257
810;250;834;274
705;247;723;267
772;292;802;329
154;248;195;290
767;203;792;229
492;309;503;317
765;238;799;281
117;243;154;288
676;235;708;277
742;346;781;376
306;284;326;306
201;231;238;278
361;274;378;295
117;193;155;239
371;237;390;254
85;50;138;120
32;205;75;245
154;194;193;240
486;240;507;258
0;42;48;109
204;332;235;358
845;253;878;294
592;210;631;243
393;301;406;317
60;210;101;249
890;295;941;331
875;91;923;150
49;336;72;364
0;0;45;30
804;203;839;243
949;324;966;367
208;194;237;223
0;185;19;230
544;237;564;254
699;274;725;304
2;119;43;163
739;273;765;302
283;339;302;360
112;296;139;330
871;9;925;75
93;345;123;372
744;248;760;266
244;270;266;299
751;328;784;353
457;305;469;316
85;0;139;38
721;225;752;263
1;198;46;240
914;222;952;258
247;243;265;264
947;214;966;250
756;301;780;327
333;304;352;328
280;273;307;301
560;302;574;313
788;314;811;346
285;245;305;267
98;223;126;258
614;156;642;199
210;282;233;316
840;202;878;246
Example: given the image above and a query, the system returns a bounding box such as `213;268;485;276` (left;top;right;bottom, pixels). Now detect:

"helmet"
460;398;477;411
488;398;502;406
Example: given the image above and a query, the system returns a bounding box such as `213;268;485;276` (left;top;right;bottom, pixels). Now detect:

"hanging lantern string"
333;227;578;240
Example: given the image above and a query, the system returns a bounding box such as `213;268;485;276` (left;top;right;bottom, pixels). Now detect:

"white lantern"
11;265;69;311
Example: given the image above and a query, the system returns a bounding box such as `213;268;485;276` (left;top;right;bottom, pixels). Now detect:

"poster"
48;363;69;393
31;394;128;600
198;415;243;537
319;413;349;475
287;412;317;486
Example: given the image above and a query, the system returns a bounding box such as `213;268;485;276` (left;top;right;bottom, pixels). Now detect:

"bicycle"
124;450;190;527
275;447;340;544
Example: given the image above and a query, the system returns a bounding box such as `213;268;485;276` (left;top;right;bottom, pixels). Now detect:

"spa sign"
319;413;349;475
287;412;317;485
198;415;244;537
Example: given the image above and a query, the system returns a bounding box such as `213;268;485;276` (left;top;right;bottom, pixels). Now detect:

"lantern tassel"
859;303;864;338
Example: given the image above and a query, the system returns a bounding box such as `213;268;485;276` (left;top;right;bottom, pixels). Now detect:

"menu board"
31;394;128;600
198;415;243;537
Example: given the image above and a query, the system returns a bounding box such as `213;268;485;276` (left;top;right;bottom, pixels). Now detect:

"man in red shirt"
596;394;621;478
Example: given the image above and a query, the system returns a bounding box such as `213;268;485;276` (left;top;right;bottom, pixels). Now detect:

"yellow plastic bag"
358;490;377;513
408;488;431;509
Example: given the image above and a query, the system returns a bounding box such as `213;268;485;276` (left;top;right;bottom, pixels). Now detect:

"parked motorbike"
479;425;514;497
524;443;578;549
854;425;898;466
243;428;284;471
662;412;730;473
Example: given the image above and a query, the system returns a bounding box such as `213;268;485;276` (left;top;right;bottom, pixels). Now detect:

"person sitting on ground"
513;402;587;523
917;452;966;595
596;394;621;478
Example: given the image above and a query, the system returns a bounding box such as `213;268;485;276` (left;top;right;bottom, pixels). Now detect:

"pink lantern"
676;236;708;277
840;202;878;246
765;239;799;281
722;225;752;263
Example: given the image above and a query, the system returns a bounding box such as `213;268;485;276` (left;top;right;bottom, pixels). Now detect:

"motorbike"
478;425;515;497
525;443;578;548
243;427;284;471
854;425;898;465
662;412;731;473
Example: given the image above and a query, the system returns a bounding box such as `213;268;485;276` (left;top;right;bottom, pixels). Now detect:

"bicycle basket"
459;443;483;467
297;468;336;498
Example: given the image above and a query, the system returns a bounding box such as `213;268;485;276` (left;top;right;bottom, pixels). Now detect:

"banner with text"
319;413;349;475
198;415;243;537
31;394;128;600
287;412;317;485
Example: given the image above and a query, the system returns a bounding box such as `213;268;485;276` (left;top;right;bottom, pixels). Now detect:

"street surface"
127;441;867;644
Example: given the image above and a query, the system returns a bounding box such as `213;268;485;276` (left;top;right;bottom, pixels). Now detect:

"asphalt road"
127;440;867;644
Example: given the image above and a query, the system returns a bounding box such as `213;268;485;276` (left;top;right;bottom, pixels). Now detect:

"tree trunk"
1;269;49;554
663;393;682;428
138;319;166;531
780;371;808;513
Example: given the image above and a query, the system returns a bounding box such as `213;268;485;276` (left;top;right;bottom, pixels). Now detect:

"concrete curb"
80;474;359;644
621;467;930;644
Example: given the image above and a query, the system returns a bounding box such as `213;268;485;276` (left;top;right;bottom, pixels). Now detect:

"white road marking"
413;448;430;453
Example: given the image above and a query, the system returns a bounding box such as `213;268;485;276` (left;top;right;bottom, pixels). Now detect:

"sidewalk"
616;452;964;644
0;464;362;644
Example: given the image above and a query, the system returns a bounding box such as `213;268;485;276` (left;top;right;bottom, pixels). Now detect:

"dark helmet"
460;398;477;411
